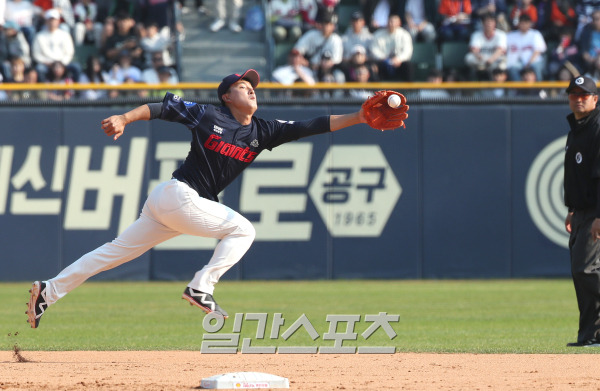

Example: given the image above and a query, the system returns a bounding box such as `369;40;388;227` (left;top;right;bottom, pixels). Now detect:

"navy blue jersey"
158;92;331;201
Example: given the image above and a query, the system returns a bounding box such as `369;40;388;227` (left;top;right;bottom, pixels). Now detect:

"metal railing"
0;80;572;106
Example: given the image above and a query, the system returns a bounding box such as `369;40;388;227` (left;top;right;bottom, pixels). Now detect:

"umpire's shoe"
566;339;600;347
26;281;48;328
182;287;228;318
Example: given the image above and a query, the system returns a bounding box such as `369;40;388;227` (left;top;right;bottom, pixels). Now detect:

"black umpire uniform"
564;75;600;347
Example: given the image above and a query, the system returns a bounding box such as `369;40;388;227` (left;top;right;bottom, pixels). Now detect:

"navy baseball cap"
217;69;260;104
566;75;598;94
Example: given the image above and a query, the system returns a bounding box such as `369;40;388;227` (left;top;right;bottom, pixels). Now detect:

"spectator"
506;14;547;81
140;21;173;68
518;65;548;97
296;0;318;29
0;19;31;79
557;64;576;81
479;67;509;97
362;0;401;32
106;49;142;83
399;0;437;43
46;60;74;100
140;0;171;29
101;11;143;68
579;10;600;73
315;50;344;82
370;13;413;81
141;50;178;83
105;0;140;20
150;64;182;97
547;26;581;79
350;64;370;83
438;0;472;42
465;13;507;80
537;0;577;42
419;69;451;99
343;44;379;82
73;0;104;47
17;66;46;100
5;0;38;47
0;73;8;100
509;0;538;30
341;11;373;62
32;9;80;82
347;64;372;99
208;0;242;33
4;56;23;100
471;0;508;31
268;0;304;43
293;7;343;71
574;0;600;42
33;0;76;34
585;52;600;80
315;49;345;98
78;54;109;100
5;55;24;82
271;48;316;85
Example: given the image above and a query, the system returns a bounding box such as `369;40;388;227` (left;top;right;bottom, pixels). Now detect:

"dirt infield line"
1;351;599;390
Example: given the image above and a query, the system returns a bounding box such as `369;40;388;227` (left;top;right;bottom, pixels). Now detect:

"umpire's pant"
569;209;600;342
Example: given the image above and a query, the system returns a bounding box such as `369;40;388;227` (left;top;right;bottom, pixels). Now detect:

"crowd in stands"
269;0;599;94
1;0;599;101
0;0;181;100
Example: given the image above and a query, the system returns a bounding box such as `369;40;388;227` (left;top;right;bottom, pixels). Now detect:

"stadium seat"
411;42;438;81
274;42;295;67
441;41;470;80
336;4;359;35
75;45;99;66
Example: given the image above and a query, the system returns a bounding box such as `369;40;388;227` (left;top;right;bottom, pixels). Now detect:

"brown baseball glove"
361;90;409;131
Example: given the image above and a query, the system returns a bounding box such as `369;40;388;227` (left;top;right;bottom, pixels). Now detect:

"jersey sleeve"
159;92;207;129
261;116;331;150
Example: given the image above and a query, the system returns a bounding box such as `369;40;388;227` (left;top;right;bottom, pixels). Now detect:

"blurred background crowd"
0;0;594;100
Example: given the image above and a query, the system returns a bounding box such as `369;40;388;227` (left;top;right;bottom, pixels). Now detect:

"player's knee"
237;219;256;242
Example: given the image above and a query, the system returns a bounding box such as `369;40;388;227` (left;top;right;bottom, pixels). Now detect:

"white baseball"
387;94;401;108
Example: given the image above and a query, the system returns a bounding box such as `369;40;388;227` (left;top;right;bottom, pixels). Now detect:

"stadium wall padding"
0;104;571;281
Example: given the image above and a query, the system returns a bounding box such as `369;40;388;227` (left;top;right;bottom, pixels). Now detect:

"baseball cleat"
182;287;228;318
566;339;600;347
26;281;48;328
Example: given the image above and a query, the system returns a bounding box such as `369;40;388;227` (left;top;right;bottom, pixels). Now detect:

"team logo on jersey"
576;152;583;164
276;119;295;124
204;134;258;163
183;100;195;107
173;95;181;101
212;125;223;134
251;139;259;147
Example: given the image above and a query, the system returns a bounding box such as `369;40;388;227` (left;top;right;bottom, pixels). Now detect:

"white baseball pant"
44;179;255;305
213;0;242;21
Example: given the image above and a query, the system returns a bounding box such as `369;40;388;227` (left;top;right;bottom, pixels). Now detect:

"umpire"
564;75;600;347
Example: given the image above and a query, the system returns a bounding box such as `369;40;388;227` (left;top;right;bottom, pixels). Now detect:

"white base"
200;371;290;389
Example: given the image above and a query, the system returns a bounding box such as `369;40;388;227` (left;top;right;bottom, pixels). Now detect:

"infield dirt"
1;351;599;390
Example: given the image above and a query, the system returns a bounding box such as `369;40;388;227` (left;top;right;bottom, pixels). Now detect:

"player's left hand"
362;90;409;131
101;115;126;141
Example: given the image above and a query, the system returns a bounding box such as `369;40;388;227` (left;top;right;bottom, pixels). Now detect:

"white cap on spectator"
45;9;60;20
352;45;366;55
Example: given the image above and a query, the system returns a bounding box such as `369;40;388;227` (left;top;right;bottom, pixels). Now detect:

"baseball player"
26;69;370;328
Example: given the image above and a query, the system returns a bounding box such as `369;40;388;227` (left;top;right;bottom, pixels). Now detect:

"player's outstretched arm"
101;104;151;141
329;108;366;132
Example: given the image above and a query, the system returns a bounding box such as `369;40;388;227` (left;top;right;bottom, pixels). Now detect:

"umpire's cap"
218;69;260;104
566;75;598;94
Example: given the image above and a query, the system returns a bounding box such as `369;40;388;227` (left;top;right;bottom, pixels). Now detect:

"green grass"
0;279;593;353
